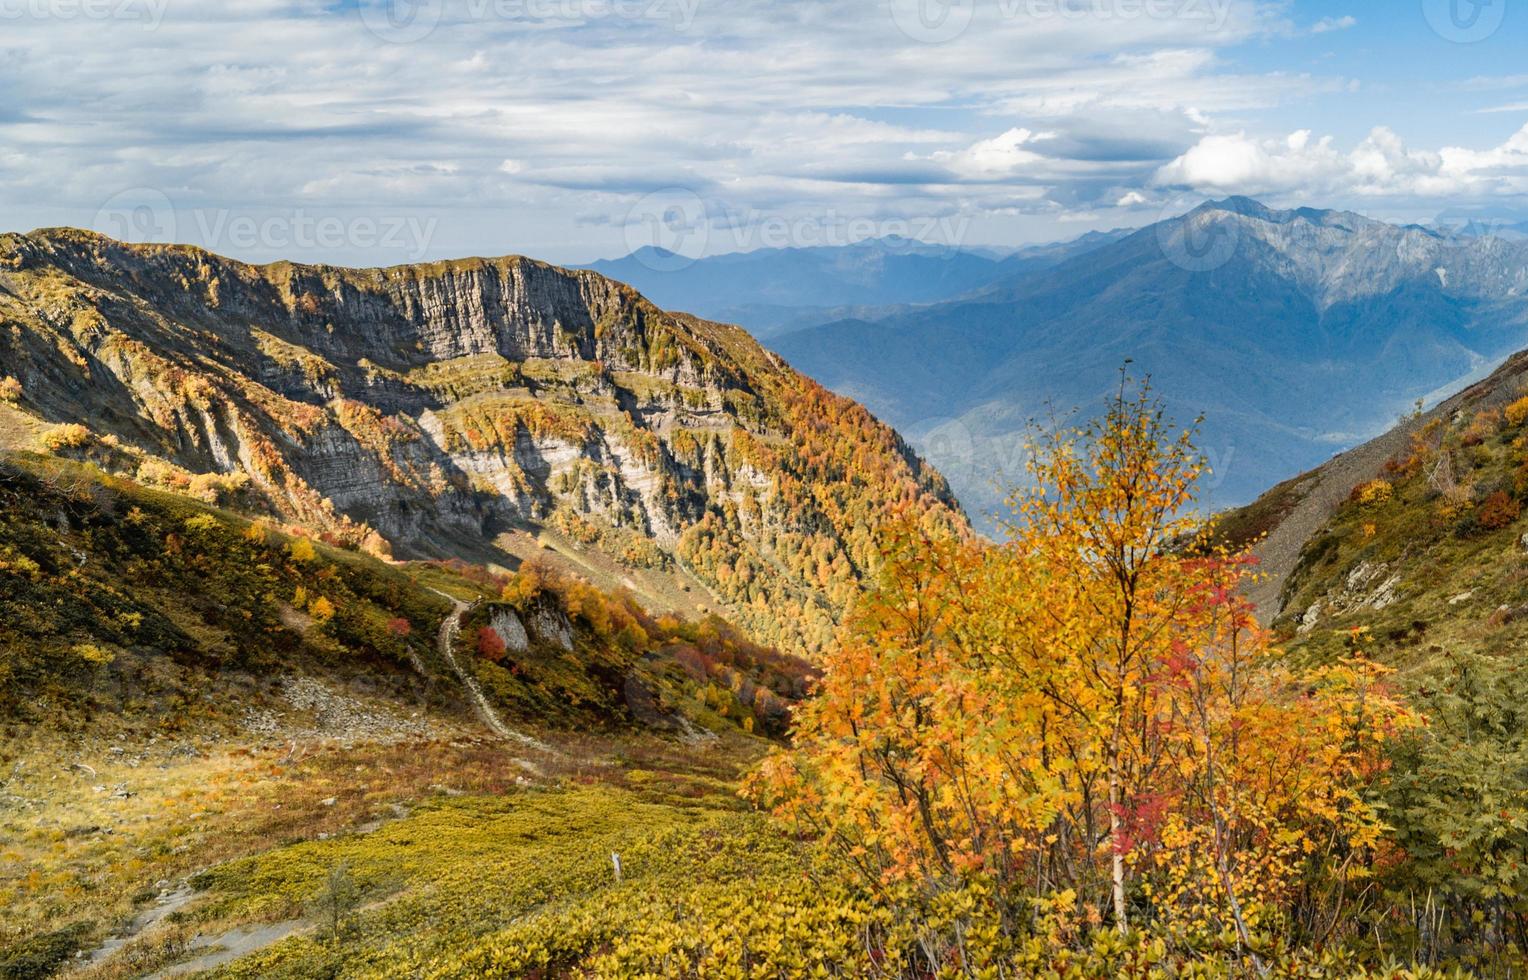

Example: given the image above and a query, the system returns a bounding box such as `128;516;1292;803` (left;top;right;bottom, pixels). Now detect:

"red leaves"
476;626;507;663
1110;791;1171;854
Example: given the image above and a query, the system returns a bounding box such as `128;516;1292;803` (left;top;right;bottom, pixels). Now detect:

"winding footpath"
431;592;550;752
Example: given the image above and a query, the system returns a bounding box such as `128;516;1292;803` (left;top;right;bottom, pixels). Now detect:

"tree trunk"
1108;762;1128;933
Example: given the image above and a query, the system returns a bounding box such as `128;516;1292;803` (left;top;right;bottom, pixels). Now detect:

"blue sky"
1;0;1525;265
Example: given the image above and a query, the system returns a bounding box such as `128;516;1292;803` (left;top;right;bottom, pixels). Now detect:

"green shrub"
0;922;90;979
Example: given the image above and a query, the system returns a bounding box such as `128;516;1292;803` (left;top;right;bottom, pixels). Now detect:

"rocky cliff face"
1163;198;1528;308
0;229;964;656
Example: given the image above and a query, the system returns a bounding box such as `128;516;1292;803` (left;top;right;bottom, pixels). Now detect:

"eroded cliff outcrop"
0;229;965;655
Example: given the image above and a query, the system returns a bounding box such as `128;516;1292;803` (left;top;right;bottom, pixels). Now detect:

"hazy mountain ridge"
585;232;1128;339
773;198;1528;531
0;228;964;657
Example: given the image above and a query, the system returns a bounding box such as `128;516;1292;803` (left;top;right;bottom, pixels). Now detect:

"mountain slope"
1219;348;1528;652
0;229;965;657
773;198;1528;531
0;451;813;739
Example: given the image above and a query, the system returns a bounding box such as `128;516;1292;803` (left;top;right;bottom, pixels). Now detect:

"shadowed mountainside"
774;198;1528;531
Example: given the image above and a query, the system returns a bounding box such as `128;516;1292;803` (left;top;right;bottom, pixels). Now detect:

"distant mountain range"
585;232;1127;339
768;198;1528;532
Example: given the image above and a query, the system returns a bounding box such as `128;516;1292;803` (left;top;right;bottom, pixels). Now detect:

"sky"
1;0;1526;265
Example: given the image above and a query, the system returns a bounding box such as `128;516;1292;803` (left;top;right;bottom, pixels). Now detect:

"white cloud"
0;0;1320;261
927;128;1054;179
0;0;1520;263
1310;15;1356;34
1153;124;1528;201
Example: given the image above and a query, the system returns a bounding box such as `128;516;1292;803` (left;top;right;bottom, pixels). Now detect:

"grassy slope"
0;452;817;977
1221;350;1528;622
5;719;781;980
0;453;456;739
1264;377;1528;676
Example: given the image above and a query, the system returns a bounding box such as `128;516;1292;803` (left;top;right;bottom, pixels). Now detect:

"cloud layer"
1154;125;1528;201
0;0;1525;263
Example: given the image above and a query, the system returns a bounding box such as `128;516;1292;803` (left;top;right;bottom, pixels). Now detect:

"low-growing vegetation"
0;454;450;734
10;230;1528;976
459;560;815;737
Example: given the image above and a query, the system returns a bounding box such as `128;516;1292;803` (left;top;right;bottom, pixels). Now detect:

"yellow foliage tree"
308;595;335;625
753;380;1413;966
1507;394;1528;428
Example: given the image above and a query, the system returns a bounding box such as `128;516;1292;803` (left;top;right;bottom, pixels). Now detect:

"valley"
772;198;1528;531
7;221;1528;977
11;1;1528;975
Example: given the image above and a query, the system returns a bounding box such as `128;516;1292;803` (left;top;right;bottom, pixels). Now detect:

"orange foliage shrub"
1479;490;1521;531
307;595;335;625
42;423;91;451
1461;409;1501;447
755;384;1413;949
477;626;507;662
1506;395;1528;428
